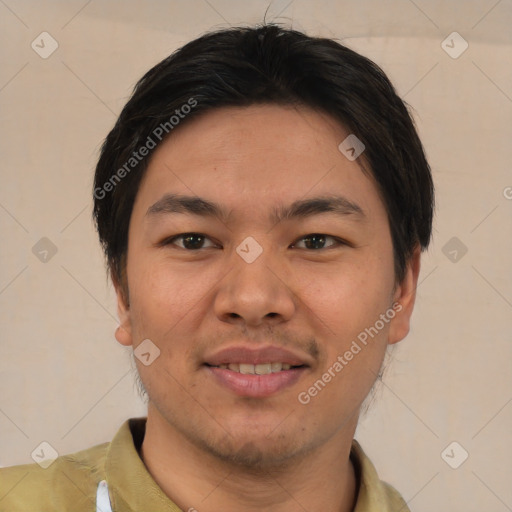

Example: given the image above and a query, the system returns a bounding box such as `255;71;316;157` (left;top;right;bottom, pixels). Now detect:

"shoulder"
0;440;109;512
378;480;410;511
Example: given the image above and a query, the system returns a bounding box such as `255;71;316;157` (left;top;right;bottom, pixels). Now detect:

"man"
0;23;434;512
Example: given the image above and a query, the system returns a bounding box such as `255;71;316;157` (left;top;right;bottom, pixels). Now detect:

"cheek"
128;256;210;324
296;254;394;400
295;256;394;335
126;255;222;374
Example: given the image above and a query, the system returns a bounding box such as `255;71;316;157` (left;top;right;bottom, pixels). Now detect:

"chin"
205;437;304;471
193;421;316;471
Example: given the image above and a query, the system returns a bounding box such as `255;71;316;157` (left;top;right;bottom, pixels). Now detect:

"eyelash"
160;232;349;251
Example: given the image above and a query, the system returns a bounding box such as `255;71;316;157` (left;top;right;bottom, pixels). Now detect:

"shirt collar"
105;417;182;511
350;439;409;512
105;417;408;512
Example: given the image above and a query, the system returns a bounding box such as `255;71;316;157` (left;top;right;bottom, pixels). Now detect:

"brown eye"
164;233;216;250
292;234;342;250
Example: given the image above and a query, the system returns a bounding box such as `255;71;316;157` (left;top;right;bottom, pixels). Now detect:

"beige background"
1;1;511;511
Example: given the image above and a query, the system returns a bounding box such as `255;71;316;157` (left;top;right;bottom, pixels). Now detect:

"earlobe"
388;245;422;345
115;324;133;346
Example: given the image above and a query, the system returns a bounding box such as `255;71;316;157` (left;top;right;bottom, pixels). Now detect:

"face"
115;104;420;468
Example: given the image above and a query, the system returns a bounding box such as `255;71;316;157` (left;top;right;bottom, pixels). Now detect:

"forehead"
132;104;387;227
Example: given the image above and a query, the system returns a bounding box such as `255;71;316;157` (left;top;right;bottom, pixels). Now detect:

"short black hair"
93;23;434;298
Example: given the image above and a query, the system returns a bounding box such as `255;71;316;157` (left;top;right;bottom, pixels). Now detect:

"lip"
203;344;312;398
203;345;312;367
205;366;308;397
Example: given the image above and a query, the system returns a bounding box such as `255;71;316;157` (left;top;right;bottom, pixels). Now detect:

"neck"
140;405;359;512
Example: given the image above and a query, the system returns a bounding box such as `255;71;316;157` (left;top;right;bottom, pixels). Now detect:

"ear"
388;245;422;345
113;276;133;347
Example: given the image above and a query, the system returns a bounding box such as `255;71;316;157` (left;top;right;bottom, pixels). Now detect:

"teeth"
239;363;255;375
255;363;272;375
215;363;295;374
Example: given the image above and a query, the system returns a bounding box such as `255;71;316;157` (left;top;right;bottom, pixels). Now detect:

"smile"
205;364;307;397
207;362;301;374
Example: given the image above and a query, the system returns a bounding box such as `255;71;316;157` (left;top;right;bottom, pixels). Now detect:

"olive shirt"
0;417;410;511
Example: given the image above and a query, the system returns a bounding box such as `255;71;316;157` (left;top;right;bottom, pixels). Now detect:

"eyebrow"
146;193;365;224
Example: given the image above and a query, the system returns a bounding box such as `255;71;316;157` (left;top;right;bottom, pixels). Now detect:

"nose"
213;243;297;327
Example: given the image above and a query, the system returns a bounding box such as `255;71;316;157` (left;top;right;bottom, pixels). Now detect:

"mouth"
205;362;304;374
202;344;312;398
203;362;308;397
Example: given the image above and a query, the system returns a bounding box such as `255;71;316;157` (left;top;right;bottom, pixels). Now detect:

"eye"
160;232;347;251
162;233;218;250
291;233;345;250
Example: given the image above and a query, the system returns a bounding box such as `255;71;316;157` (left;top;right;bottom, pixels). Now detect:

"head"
93;24;434;468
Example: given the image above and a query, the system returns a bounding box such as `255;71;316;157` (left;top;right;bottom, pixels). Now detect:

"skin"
114;104;421;512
